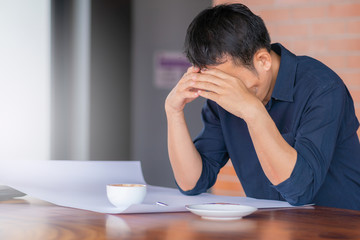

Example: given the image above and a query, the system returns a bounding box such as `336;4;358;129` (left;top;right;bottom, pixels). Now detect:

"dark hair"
184;4;271;69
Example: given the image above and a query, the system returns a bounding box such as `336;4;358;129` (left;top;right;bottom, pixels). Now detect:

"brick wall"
211;0;360;196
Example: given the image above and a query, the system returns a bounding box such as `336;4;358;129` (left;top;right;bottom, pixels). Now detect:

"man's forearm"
246;103;297;185
166;111;203;191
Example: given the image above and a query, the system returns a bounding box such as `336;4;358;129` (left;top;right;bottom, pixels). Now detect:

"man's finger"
186;66;200;74
193;72;224;86
197;89;218;102
192;80;222;94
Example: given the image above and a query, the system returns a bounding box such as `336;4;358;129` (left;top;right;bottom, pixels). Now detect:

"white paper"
0;160;293;213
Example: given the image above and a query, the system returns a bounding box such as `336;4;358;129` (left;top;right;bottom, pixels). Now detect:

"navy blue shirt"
179;43;360;210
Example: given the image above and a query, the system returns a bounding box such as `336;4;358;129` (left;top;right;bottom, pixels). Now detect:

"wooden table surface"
0;197;360;240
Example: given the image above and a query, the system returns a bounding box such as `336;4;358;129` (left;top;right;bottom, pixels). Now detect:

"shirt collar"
270;43;297;102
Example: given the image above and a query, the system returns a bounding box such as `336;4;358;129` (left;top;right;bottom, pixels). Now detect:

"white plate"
186;203;257;220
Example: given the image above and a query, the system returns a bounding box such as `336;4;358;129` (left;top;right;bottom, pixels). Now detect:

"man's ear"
254;49;271;72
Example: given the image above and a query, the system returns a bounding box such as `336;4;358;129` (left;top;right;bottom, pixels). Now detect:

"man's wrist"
165;108;185;120
242;101;268;125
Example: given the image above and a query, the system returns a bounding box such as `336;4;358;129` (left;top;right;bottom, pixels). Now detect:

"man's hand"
191;68;261;120
165;66;202;115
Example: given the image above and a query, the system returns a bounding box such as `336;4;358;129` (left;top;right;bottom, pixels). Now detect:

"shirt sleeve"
274;82;347;205
178;100;229;195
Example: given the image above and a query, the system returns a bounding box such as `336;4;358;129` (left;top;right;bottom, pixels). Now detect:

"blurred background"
0;0;359;193
0;0;209;189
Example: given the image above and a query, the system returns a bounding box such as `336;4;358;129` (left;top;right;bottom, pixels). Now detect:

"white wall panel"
0;0;50;161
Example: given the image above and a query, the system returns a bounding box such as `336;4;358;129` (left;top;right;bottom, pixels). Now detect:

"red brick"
266;23;277;36
213;0;275;7
258;8;291;22
349;89;360;102
355;108;360;127
347;20;360;34
212;0;235;6
328;38;360;52
217;174;240;183
348;55;360;69
213;180;242;191
275;0;334;3
292;5;327;19
213;160;245;196
289;39;328;55
308;39;329;53
313;55;347;70
345;86;360;94
275;0;311;4
329;3;360;18
272;39;292;50
211;189;246;196
234;0;275;6
212;177;245;196
274;23;309;37
311;22;346;36
338;71;360;86
288;40;311;54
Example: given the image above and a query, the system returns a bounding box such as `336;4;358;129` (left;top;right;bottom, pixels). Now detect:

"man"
165;4;360;210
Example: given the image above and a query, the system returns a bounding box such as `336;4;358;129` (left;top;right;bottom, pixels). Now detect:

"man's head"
184;4;271;70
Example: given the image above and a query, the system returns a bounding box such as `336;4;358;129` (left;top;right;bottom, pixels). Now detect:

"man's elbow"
283;193;314;206
176;179;207;196
177;181;197;193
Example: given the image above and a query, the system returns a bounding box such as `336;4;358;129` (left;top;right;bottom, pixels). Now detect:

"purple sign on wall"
154;51;191;89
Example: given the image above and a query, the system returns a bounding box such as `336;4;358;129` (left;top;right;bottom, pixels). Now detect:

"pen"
156;201;168;207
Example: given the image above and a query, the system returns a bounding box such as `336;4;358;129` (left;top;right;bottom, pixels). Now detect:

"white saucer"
186;203;257;220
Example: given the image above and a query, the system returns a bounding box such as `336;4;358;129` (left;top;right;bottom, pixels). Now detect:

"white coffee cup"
106;184;147;209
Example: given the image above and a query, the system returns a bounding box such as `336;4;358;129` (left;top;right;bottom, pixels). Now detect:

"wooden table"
0;197;360;240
